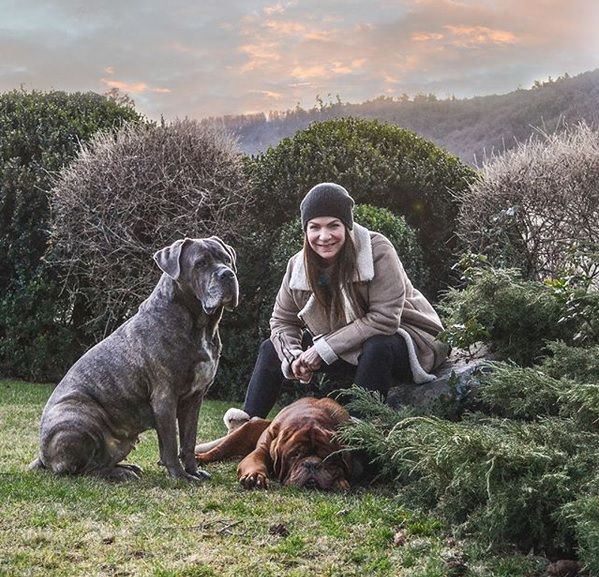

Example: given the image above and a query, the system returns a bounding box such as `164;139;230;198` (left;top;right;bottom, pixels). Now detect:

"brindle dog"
30;237;238;482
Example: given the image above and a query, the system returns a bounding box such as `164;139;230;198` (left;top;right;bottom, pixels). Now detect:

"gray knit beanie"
300;183;355;230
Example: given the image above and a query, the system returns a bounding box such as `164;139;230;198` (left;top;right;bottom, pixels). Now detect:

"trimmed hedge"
246;116;475;297
0;90;140;380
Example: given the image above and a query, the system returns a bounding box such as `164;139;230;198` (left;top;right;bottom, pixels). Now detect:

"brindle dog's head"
270;423;352;491
153;237;239;315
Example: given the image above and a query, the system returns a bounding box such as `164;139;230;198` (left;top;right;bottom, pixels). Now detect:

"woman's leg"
243;339;286;418
353;334;413;398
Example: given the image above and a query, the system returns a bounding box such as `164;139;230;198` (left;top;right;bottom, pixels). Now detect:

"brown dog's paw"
195;452;209;464
239;471;269;490
334;478;350;492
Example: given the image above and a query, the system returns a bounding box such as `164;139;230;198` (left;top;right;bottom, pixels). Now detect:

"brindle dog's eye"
195;257;207;268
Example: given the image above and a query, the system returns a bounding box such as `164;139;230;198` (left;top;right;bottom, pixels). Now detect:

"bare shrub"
458;122;599;283
49;119;251;337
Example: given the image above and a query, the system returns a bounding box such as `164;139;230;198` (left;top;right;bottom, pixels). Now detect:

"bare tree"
457;122;599;283
49;119;252;337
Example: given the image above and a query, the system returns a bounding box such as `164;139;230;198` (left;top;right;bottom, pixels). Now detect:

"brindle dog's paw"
190;468;211;481
121;463;143;476
94;465;141;482
170;468;211;483
239;471;269;489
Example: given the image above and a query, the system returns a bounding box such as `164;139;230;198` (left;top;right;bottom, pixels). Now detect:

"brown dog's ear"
153;238;191;280
269;425;289;480
208;236;237;272
310;425;335;453
340;449;353;477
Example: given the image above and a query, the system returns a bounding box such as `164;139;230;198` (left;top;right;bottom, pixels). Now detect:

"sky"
1;0;598;120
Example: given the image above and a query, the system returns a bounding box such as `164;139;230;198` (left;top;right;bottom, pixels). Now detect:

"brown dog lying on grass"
195;397;353;491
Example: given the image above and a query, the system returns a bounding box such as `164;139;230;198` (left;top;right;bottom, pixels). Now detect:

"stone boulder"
387;344;496;410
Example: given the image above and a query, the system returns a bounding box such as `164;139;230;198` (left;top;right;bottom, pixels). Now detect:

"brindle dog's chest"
189;330;221;396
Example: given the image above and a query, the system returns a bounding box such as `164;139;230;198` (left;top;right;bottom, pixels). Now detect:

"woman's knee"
258;338;278;360
360;334;396;360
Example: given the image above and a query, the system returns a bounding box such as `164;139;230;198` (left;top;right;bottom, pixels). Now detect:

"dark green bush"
338;388;599;556
562;496;599;575
475;364;564;420
247;116;475;297
0;90;140;380
541;341;599;382
439;264;590;365
474;360;599;429
337;245;599;561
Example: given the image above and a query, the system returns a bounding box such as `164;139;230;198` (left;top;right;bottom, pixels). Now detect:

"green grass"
0;380;544;577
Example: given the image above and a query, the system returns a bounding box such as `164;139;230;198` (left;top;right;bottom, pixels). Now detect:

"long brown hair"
303;228;364;323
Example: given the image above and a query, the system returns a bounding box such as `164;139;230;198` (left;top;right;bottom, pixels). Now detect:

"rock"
393;529;407;546
387;343;496;409
269;523;290;537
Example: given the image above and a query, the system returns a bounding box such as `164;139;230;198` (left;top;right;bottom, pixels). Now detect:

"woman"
239;182;449;420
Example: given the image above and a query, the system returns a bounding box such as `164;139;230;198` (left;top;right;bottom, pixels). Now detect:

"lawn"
0;380;541;577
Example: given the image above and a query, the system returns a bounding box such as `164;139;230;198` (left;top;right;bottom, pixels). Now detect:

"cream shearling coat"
270;223;449;384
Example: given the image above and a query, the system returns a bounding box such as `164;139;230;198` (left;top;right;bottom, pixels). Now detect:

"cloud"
238;39;282;72
290;65;328;79
100;78;171;94
263;19;307;36
250;89;284;100
0;0;597;119
411;32;444;41
444;25;518;47
264;2;286;16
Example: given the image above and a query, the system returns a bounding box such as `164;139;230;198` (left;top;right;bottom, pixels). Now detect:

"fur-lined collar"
289;223;374;291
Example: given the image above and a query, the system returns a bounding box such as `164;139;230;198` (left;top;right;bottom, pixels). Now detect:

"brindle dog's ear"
153;238;191;280
208;236;237;272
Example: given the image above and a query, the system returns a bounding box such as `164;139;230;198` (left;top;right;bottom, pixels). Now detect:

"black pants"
243;333;414;418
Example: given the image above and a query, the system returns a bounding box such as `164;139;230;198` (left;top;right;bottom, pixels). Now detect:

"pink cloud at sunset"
0;0;596;119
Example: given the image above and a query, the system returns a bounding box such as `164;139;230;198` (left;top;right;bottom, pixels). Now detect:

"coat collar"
289;223;374;291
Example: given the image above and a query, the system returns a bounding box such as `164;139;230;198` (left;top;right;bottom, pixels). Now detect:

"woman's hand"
298;346;323;372
291;358;313;383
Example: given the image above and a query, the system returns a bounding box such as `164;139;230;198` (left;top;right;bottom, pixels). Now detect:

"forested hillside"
207;69;599;164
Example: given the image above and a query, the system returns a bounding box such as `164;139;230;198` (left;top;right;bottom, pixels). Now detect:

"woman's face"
306;216;346;264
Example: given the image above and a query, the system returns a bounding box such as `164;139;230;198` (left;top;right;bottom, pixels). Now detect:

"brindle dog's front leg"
177;391;210;480
152;394;201;482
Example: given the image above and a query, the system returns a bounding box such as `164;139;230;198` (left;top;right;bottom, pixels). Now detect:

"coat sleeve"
269;259;305;379
312;238;405;364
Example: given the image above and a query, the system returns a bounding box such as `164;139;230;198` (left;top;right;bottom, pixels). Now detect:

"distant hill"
205;69;599;165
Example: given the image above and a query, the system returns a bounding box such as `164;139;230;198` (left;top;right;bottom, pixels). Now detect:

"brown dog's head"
269;423;351;491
